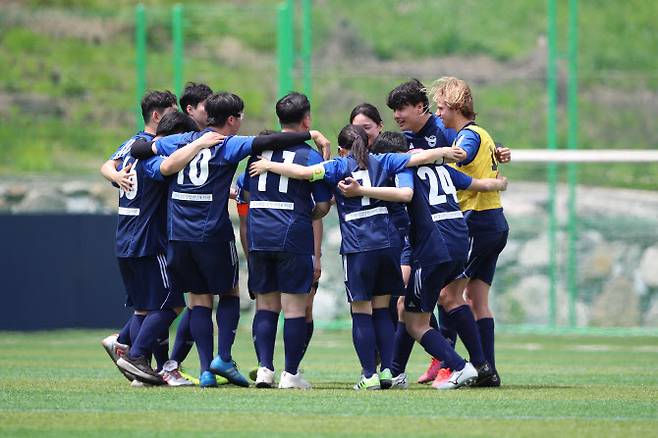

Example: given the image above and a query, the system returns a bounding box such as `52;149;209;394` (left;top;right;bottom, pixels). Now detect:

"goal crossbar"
511;149;658;163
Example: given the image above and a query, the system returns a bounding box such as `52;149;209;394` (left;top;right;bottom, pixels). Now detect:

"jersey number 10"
177;149;212;186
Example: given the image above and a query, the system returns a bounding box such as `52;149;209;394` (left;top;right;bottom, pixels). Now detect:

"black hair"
179;82;213;113
386;78;429;112
141;90;177;124
258;129;279;136
337;124;370;170
155;111;198;136
276;92;311;126
349;102;383;125
205;92;244;127
371;131;409;154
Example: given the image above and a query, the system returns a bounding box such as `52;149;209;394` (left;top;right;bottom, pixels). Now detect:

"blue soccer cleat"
199;370;218;388
209;356;249;387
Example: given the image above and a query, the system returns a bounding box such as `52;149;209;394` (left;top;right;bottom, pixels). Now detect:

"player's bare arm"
160;131;224;176
248;156;319;181
338;177;414;203
100;159;133;192
405;146;467;167
468;174;508;192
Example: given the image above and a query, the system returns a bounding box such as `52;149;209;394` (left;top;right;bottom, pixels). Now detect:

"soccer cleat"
209;356;249;387
278;370;311;389
435;362;478;390
117;355;164;386
353;373;381;391
101;334;136;382
390;372;409;389
472;362;495;386
130;379;152;388
379;368;393;390
417;357;441;384
473;369;501;387
255;367;275;389
249;366;259;382
178;367;201;386
430;367;453;389
199;370;218;388
159;360;194;387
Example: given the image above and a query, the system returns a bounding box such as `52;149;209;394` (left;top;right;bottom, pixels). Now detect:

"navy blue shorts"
405;260;464;313
167;240;239;295
461;230;508;285
400;235;412;267
248;251;314;294
117;254;185;311
343;247;405;302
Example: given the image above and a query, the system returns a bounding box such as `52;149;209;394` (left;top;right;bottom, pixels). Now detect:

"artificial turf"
1;327;656;437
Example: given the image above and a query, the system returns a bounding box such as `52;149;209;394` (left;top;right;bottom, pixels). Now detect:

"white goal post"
510;149;658;163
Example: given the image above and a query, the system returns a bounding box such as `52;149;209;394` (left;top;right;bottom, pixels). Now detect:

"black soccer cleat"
475;369;501;387
472;363;501;388
117;355;164;386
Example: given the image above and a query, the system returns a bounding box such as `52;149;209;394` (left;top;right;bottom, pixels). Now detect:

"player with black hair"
179;82;213;129
135;91;331;388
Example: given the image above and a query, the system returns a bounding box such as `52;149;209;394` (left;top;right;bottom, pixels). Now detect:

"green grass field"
1;327;657;437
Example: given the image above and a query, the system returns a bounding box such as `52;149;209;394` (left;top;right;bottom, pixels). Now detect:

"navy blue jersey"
396;155;473;266
388;172;412;236
321;154;413;254
245;144;331;254
110;131;154;161
110;132;168;257
403;114;456;150
234;171;248;206
155;128;254;242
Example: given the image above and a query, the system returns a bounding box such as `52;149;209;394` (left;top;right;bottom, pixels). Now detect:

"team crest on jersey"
425;135;436;148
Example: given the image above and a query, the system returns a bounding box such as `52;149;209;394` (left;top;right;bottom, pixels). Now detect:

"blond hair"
429;76;476;119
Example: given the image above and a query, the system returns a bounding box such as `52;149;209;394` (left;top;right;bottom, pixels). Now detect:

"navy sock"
429;312;439;330
283;316;306;374
372;308;394;370
449;305;485;366
351;312;377;378
388;296;399;326
301;320;314;360
438;305;457;348
216;296;240;362
117;317;132;345
170;309;194;365
254;310;279;370
130;309;177;359
152;330;170;372
477;317;496;370
252;310;262;364
419;329;465;371
190;306;213;373
391;322;415;376
129;314;146;346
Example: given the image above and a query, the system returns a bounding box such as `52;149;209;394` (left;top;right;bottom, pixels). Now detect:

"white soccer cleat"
390;372;409;389
435;362;478;390
278;370;311;390
101;334;129;364
159;360;194;387
255;366;275;388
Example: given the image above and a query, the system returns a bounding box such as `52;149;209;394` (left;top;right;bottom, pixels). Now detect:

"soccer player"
336;130;507;389
430;76;510;387
137;91;331;387
386;78;511;383
114;114;222;386
179;82;213;129
99;90;178;384
350;103;384;146
246;92;331;389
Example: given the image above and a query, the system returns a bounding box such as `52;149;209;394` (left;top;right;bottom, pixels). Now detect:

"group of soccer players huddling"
100;76;511;391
